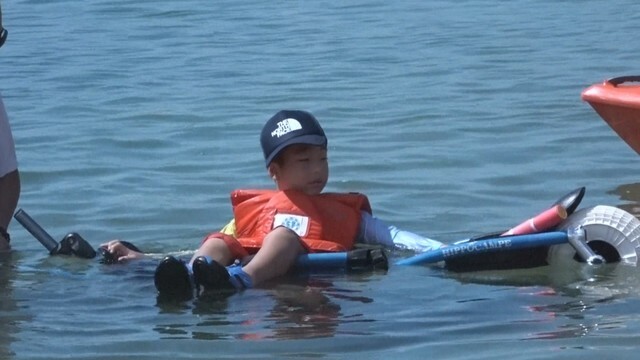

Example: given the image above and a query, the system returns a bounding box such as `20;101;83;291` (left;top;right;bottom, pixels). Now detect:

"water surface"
2;0;640;358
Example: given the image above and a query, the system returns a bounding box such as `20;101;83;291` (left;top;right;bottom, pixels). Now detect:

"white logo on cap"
271;118;302;138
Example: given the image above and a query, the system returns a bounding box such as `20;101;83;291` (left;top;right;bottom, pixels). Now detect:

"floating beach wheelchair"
13;187;640;273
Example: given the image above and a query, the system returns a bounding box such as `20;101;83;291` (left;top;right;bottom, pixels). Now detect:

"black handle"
13;209;97;259
13;209;58;253
608;76;640;86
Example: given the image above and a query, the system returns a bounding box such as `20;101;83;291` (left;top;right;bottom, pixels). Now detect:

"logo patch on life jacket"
273;213;309;237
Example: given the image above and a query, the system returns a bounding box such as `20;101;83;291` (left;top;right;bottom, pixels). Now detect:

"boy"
102;110;442;299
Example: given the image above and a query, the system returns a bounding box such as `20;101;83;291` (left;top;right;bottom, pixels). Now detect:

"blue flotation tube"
396;231;570;266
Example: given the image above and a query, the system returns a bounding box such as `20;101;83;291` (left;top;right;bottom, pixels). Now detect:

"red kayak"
582;76;640;155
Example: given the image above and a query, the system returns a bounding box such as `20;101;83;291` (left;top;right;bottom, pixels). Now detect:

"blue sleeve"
358;211;443;252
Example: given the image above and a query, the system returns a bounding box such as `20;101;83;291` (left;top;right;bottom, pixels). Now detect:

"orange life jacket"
231;189;372;253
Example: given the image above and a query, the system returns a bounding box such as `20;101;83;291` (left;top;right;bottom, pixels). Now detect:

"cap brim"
265;134;327;166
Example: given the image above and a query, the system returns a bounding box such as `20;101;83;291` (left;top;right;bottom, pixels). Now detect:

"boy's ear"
267;164;277;180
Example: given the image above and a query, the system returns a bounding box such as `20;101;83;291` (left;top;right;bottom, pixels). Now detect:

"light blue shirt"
358;211;443;252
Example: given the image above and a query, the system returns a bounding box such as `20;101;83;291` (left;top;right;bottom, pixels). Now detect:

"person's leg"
241;226;305;285
0;170;20;251
193;226;305;292
189;236;234;266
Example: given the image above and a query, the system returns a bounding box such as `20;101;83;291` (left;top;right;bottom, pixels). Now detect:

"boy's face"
269;144;328;195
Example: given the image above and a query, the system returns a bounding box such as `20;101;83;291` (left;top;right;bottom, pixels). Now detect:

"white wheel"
548;205;640;265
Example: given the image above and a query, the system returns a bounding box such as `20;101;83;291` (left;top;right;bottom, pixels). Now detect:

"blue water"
2;0;640;358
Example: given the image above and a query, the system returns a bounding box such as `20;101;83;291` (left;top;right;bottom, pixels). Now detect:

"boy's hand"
100;240;144;262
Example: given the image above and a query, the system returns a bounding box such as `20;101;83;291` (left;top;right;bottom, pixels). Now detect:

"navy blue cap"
261;110;327;166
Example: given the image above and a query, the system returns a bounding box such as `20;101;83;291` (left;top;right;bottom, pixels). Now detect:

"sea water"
1;0;640;358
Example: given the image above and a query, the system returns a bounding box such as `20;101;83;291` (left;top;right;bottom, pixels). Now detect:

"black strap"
0;226;10;243
0;28;7;48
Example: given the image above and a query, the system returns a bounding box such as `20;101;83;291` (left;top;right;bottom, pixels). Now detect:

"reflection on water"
153;274;374;341
4;249;640;358
522;264;640;341
264;282;342;340
442;258;640;342
0;252;32;358
0;252;18;358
